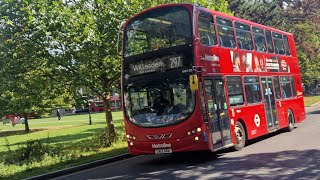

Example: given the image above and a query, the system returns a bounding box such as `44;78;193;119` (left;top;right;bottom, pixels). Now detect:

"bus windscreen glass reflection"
124;6;192;57
124;76;194;127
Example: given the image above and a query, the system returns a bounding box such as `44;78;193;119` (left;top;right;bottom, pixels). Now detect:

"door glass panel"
261;78;273;128
213;79;231;142
261;77;278;130
204;78;231;148
204;80;222;145
268;78;278;125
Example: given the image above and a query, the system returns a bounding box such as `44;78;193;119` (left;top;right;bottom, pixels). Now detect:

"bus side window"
283;35;291;56
290;76;297;97
273;32;285;55
226;76;244;106
252;26;266;52
244;76;261;104
235;22;253;51
198;11;217;46
265;30;274;53
216;17;235;48
273;76;281;99
280;76;292;99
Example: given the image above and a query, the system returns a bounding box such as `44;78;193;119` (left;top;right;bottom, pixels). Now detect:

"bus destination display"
129;55;183;76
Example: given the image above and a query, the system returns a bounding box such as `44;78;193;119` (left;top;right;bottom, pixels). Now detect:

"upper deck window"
124;6;192;57
216;17;235;48
273;32;285;55
235;22;253;51
283;35;291;56
198;11;217;46
265;30;274;53
252;27;266;52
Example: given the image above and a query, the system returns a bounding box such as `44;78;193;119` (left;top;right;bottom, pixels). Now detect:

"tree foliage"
0;0;230;136
227;0;320;87
0;0;73;132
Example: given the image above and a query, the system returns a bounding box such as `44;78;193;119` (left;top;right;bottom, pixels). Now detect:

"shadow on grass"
1;126;125;148
0;129;48;138
1;146;128;180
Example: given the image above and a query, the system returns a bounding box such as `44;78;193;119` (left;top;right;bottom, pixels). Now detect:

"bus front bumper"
127;134;209;155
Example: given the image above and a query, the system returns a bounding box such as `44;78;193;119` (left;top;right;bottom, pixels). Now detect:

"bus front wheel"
286;110;295;132
233;121;246;151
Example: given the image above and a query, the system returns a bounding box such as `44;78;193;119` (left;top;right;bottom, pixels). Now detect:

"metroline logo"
152;143;172;149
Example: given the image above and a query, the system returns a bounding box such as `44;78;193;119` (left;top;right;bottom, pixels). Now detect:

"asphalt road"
55;105;320;180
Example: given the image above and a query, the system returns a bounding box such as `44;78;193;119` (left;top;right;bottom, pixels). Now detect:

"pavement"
24;154;132;180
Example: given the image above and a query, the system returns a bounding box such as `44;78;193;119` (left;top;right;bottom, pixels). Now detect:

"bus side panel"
288;97;305;124
278;97;305;129
295;97;306;123
276;99;287;128
229;104;268;140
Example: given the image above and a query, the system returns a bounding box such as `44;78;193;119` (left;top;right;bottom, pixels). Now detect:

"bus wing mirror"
189;75;199;91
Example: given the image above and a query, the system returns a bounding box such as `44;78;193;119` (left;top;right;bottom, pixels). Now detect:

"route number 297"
170;56;182;68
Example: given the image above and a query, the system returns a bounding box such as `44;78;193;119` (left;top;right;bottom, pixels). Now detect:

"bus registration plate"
155;148;172;154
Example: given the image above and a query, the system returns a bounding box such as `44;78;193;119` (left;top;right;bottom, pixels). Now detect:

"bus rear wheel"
233;121;246;151
286;110;295;132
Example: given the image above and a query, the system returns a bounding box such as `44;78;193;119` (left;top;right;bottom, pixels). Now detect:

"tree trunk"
24;113;30;133
314;80;318;95
104;98;116;141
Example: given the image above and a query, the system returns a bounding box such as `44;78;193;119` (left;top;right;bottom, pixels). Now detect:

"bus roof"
124;3;292;36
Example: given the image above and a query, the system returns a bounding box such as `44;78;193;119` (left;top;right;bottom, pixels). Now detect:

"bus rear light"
129;142;133;146
132;136;136;140
194;136;199;141
126;134;131;139
187;131;191;135
197;127;202;133
192;130;195;134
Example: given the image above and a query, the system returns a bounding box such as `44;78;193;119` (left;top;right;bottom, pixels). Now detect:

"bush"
2;139;64;165
91;128;113;148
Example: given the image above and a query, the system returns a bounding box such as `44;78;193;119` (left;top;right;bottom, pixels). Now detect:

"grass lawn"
304;96;320;107
0;111;128;180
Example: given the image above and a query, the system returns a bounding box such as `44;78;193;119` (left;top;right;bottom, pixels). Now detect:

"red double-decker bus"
121;3;306;155
89;96;122;112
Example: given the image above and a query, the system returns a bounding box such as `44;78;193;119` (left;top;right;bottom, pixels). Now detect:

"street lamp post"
88;97;92;125
83;95;92;125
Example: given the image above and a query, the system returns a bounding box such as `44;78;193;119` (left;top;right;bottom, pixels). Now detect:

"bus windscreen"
124;6;192;57
124;74;195;127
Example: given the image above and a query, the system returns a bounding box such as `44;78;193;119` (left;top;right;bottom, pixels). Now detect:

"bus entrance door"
261;77;279;131
204;77;232;150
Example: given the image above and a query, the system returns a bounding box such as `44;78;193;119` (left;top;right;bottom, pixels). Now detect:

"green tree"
227;0;320;88
282;0;320;88
0;0;72;132
34;0;231;141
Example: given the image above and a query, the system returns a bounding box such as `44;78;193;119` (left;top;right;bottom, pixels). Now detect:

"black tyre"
233;121;246;151
286;110;295;132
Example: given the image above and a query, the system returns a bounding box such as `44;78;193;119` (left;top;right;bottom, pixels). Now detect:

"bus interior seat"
230;40;235;48
238;40;243;49
200;35;210;45
219;36;223;46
